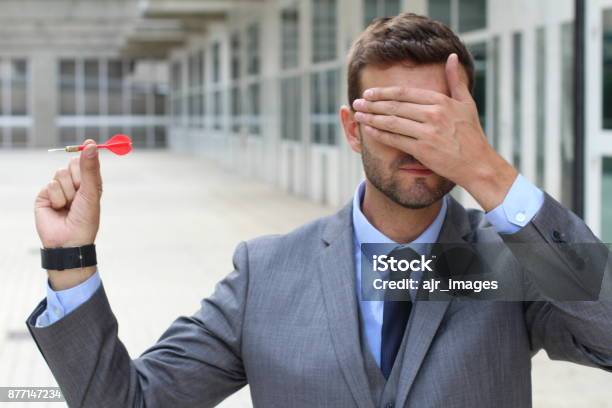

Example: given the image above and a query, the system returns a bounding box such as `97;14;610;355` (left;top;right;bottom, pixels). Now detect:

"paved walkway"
0;150;609;407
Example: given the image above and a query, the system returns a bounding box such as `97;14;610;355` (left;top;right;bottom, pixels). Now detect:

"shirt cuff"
485;174;545;234
35;270;101;328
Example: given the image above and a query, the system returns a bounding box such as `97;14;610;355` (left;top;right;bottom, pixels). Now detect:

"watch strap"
41;244;97;271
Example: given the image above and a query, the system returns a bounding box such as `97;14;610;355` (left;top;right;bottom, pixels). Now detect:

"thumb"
78;139;102;200
446;53;471;102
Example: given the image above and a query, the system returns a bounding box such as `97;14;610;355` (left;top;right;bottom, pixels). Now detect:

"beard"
361;139;455;209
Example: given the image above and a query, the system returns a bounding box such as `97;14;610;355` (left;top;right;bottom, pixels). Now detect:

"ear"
339;105;362;154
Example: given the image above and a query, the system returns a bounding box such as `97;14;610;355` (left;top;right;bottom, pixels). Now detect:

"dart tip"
47;148;65;152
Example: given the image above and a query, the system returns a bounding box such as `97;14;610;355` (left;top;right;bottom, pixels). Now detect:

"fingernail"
363;89;374;98
352;99;365;109
354;112;365;121
85;145;97;158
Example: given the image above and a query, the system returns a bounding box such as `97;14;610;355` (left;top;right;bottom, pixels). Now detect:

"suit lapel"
317;203;376;408
395;195;472;407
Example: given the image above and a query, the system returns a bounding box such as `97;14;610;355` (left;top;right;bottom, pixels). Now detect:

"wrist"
48;266;97;291
464;155;518;212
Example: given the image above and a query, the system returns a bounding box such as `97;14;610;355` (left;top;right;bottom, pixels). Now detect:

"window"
602;158;612;243
231;85;242;132
56;58;167;148
213;90;223;130
246;83;261;134
311;69;340;145
154;126;167;148
281;6;302;142
10;60;28;116
230;32;242;133
312;0;337;63
132;126;148;148
281;77;302;141
428;0;486;32
231;33;241;80
247;24;260;76
213;42;221;83
59;60;77;115
512;32;522;171
363;0;401;26
281;8;300;69
491;36;500;151
458;0;486;33
108;60;124;115
603;9;612;129
170;60;183;122
428;0;451;27
1;58;29;117
59;127;78;146
84;60;100;115
536;27;547;188
560;22;575;208
10;127;28;148
188;52;202;127
469;42;487;129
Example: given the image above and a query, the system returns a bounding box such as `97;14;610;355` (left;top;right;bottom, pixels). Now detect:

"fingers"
53;168;76;204
362;125;418;155
354;111;430;140
352;99;432;123
446;53;472;102
78;139;102;201
362;86;447;105
47;180;67;210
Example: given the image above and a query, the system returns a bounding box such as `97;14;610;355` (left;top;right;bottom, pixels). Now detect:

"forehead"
360;62;451;96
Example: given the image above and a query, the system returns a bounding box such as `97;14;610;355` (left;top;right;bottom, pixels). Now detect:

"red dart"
48;134;133;156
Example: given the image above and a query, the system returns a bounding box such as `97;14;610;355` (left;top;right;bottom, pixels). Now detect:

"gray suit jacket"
27;194;612;407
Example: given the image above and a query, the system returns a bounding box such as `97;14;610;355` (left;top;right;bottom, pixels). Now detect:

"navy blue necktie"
380;246;418;379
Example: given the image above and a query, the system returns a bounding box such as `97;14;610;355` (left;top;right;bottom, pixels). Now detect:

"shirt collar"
352;180;448;253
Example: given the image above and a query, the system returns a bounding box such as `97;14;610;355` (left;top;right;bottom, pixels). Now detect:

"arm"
27;242;250;407
502;194;612;370
29;141;249;406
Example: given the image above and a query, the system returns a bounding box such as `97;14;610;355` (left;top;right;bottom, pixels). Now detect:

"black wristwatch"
41;244;97;271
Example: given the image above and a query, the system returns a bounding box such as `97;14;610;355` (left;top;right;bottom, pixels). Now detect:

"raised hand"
352;53;517;211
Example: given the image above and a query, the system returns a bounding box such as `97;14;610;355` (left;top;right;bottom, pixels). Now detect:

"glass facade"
281;8;300;70
560;22;575;209
490;36;500;151
429;0;451;27
536;27;547;188
312;0;337;63
512;32;523;171
311;69;340;145
0;58;30;147
57;58;167;148
363;0;401;26
469;42;487;130
458;0;487;32
429;0;486;32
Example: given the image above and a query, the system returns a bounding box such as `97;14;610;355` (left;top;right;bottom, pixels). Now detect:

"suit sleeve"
500;194;612;371
26;241;250;407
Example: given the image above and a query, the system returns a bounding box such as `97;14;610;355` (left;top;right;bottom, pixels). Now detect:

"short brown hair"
347;13;474;106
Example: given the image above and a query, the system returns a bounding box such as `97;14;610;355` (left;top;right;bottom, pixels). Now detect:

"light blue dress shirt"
37;174;545;357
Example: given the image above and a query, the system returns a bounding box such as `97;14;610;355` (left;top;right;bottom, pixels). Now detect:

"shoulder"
235;209;345;268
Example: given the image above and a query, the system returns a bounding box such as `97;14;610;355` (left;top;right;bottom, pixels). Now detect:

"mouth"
398;166;434;176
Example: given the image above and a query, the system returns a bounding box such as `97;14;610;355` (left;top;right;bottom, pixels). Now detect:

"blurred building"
2;0;612;242
0;0;169;150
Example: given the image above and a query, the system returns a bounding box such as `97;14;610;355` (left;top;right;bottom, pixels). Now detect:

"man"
28;13;611;408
